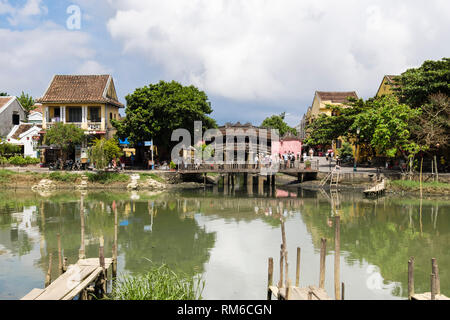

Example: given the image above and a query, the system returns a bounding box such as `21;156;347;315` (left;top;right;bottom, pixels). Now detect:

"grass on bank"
109;264;205;300
139;173;166;183
389;180;450;192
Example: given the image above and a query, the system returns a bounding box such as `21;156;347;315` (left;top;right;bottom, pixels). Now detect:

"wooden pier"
363;179;386;196
408;257;449;300
267;216;343;300
22;258;113;300
22;195;119;300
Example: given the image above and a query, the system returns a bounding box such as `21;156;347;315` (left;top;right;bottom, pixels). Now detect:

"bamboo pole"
431;258;440;295
113;203;118;279
45;253;52;288
267;257;273;300
319;238;327;289
296;247;301;287
286;279;291;300
408;257;415;300
341;282;345;300
57;233;62;275
334;215;341;300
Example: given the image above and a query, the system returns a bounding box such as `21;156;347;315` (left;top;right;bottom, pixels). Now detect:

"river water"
0;187;448;300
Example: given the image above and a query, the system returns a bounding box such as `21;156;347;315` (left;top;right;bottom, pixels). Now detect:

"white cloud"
0;22;108;98
106;0;450;104
77;60;113;74
2;0;48;26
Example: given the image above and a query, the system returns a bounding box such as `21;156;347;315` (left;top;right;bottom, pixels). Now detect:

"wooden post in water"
431;258;440;295
319;238;327;289
408;257;415;300
63;257;68;273
334;215;341;300
279;244;284;288
285;251;289;288
286;279;291;300
296;247;301;287
431;273;436;300
57;233;62;275
45;253;52;288
267;257;273;300
341;282;345;300
79;195;86;259
113;204;118;279
98;236;106;298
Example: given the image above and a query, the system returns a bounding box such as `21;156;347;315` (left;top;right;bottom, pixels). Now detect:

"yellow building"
38;75;124;140
304;91;358;154
376;75;399;97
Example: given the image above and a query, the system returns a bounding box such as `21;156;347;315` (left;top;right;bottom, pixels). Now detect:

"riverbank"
0;169;206;191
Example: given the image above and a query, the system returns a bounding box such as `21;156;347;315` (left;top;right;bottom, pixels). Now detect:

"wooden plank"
62;267;103;300
36;265;97;300
77;258;112;268
412;293;450;300
276;286;331;300
21;288;44;300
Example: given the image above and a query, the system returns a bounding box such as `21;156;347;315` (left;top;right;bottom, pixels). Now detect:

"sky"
1;0;449;127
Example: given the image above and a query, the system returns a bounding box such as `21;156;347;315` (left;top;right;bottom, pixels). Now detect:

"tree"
89;138;123;170
393;57;450;108
261;113;297;136
413;93;450;151
17;92;35;117
304;97;366;147
112;81;217;159
0;92;7;96
351;95;423;159
44;123;85;160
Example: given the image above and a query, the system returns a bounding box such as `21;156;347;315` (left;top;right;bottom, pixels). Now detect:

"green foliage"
389;180;450;192
109;264;205;300
305;160;311;168
85;172;130;184
17;91;35;116
0;92;7;96
112;81;217;155
338;142;354;159
351;95;423;158
261;113;297;136
393;57;450;108
304;98;364;146
140;173;166;183
44;123;85;153
0;143;21;156
6;156;40;166
48;172;79;183
170;161;176;169
89;138;123;170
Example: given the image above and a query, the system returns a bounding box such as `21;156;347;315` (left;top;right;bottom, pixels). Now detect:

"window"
12;113;20;125
54;107;61;118
110;112;113;120
89;107;101;122
68;107;82;123
335;139;342;149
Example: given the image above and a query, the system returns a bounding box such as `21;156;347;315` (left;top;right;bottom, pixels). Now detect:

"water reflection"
0;189;448;300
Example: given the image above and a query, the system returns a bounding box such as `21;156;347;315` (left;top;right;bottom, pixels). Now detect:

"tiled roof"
384;75;399;85
316;91;358;103
0;96;14;109
10;124;42;140
37;75;124;107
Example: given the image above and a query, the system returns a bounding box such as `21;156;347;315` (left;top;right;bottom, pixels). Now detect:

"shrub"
86;172;130;184
49;172;79;183
109;264;205;300
8;156;26;166
170;161;177;170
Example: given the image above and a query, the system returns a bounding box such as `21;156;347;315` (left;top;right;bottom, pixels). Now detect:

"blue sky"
1;0;449;127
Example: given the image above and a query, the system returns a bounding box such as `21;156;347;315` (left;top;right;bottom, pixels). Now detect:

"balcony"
88;122;102;131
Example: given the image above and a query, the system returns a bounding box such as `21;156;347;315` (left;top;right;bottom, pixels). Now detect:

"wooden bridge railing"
176;159;320;172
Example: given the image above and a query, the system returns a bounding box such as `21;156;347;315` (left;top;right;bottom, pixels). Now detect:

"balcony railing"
88;122;102;130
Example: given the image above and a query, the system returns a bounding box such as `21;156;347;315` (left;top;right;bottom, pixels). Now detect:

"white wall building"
6;124;42;158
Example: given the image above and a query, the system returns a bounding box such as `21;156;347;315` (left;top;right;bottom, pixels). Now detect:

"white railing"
88;122;102;130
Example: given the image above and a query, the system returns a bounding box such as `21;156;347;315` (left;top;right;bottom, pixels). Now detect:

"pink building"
272;133;302;157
